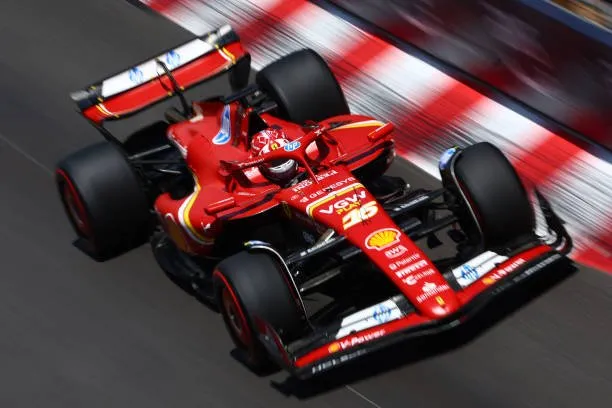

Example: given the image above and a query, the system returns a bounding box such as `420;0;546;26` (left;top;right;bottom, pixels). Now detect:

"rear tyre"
441;142;536;250
213;250;307;374
55;141;151;259
256;48;350;124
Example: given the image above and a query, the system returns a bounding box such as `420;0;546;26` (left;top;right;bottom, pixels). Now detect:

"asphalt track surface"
0;1;611;407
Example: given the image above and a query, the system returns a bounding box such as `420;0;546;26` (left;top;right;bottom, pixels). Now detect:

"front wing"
254;244;572;379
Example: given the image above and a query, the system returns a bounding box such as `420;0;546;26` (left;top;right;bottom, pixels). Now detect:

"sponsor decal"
401;268;437;286
452;251;509;288
293;181;311;192
328;342;341;353
128;67;144;84
482;257;527;286
439;146;459;170
291;170;343;192
212;105;231;145
335;300;401;338
392;194;429;212
372;304;393;323
384;244;408;259
513;253;562;283
320;189;367;215
306;190;326;201
268;140;283;151
283;140;301;152
395;260;429;279
328;329;386;353
416;282;451;304
165;50;181;69
298;239;331;257
100;36;215;98
303;181;378;230
338;199;378;230
389;253;421;271
459;264;478;282
305;182;363;214
311;349;366;375
482;277;494;286
365;228;401;250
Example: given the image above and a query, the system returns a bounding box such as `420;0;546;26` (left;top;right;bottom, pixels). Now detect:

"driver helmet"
250;127;299;184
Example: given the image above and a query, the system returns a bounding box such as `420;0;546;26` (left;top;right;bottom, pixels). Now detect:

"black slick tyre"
55;141;151;259
256;48;350;124
213;250;307;374
443;142;536;249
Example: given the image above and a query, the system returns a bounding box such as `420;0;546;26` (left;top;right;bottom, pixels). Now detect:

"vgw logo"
319;190;366;215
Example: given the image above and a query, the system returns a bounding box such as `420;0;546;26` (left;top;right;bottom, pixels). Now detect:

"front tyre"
213;250;307;374
440;142;536;250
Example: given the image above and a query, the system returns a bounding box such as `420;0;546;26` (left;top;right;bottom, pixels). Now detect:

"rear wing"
70;25;250;125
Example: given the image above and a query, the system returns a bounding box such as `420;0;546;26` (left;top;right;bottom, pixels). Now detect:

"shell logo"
328;343;341;353
365;228;401;251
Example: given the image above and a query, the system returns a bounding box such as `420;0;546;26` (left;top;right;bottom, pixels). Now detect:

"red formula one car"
55;25;573;378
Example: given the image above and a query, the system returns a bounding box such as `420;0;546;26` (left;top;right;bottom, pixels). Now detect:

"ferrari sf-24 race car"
55;25;573;378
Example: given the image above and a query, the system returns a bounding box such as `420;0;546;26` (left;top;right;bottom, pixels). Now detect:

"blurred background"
552;0;612;28
0;1;610;407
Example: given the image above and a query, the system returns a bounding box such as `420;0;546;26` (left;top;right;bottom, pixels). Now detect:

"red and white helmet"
250;127;299;184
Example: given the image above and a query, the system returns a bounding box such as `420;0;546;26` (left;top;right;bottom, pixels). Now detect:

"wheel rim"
60;178;89;237
221;287;250;346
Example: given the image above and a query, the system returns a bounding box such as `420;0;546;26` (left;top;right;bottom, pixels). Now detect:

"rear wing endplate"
70;25;250;125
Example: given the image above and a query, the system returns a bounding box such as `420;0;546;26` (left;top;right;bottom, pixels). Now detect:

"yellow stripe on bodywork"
331;120;385;131
180;177;215;245
306;182;364;217
96;103;118;118
221;46;237;64
215;45;236;65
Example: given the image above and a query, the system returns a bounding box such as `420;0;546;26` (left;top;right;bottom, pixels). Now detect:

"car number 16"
342;201;378;230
